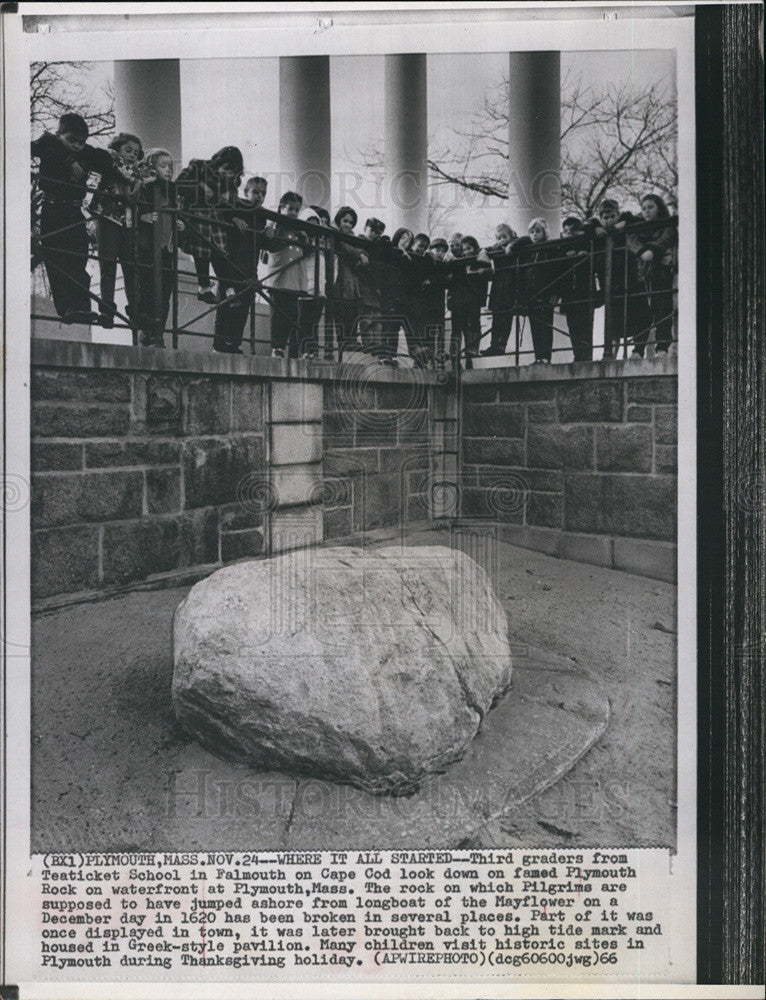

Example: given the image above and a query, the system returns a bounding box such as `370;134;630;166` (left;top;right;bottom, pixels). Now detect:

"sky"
51;49;675;244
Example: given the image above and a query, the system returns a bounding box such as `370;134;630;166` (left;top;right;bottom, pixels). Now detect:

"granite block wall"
29;342;678;605
321;376;431;538
460;372;678;581
31;367;266;602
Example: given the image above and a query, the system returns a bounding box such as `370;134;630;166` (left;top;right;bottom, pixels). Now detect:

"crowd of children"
32;113;678;364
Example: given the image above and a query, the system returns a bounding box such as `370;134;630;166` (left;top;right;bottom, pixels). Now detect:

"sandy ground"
32;531;676;852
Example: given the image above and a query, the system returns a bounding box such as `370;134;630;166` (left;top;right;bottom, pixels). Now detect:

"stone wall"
30;340;678;607
29;342;435;607
460;361;678;582
31;364;266;603
322;374;431;539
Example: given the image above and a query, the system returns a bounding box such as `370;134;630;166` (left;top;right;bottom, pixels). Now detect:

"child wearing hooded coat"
625;194;677;356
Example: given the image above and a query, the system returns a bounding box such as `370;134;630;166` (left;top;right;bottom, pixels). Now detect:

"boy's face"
449;238;462;256
412;238;428;255
246;183;267;207
154;156;174;181
283;202;301;219
562;223;578;239
217;164;237;180
599;207;620;229
58;131;86;153
118;140;141;164
460;240;475;257
529;224;546;244
496;228;511;247
430;246;447;262
364;225;380;240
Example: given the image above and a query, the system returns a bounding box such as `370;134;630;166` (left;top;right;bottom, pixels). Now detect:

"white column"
507;51;561;234
384;54;428;234
279;56;332;208
113;60;182;165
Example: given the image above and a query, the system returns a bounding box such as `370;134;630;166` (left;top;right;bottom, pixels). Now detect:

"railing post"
312;231;321;357
152;182;163;342
603;232;613;359
171;188;179;350
131;208;139;346
324;236;335;361
250;209;258;355
514;254;521;366
622;234;629;359
588;234;595;362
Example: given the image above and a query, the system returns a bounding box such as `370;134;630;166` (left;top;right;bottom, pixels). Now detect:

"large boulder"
172;545;512;794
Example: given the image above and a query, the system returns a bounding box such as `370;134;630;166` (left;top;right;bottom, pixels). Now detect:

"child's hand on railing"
232;218;248;232
115;160;134;181
141;212;159;224
176;219;185;232
640;250;654;262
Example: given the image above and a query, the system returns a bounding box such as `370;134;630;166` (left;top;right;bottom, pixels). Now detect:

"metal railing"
463;215;679;365
30;174;678;366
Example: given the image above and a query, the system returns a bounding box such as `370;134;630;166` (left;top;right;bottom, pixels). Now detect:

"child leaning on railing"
134;149;185;348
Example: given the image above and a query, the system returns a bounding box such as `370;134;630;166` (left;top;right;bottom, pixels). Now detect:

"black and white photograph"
27;23;682;854
1;2;764;996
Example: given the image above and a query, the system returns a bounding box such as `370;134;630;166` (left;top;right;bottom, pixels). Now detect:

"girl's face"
282;202;301;219
600;207;620;229
396;231;413;251
460;240;475;257
412;238;428;255
154;155;173;181
430;246;447;262
338;213;355;234
529;224;546;244
641;199;660;222
246;183;267;208
496;227;511;247
118;140;141;164
217;164;237;180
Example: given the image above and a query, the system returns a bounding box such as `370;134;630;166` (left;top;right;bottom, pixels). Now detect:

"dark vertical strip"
719;3;765;986
696;2;765;985
695;4;725;983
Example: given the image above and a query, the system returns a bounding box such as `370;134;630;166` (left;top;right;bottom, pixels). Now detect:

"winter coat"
626;219;677;286
175;158;239;261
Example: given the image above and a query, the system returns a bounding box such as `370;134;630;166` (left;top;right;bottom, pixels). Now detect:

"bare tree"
30;61;115;139
426;68;677;218
30;62;115;279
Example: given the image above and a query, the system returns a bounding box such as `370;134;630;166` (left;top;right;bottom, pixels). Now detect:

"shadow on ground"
31;530;676;852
